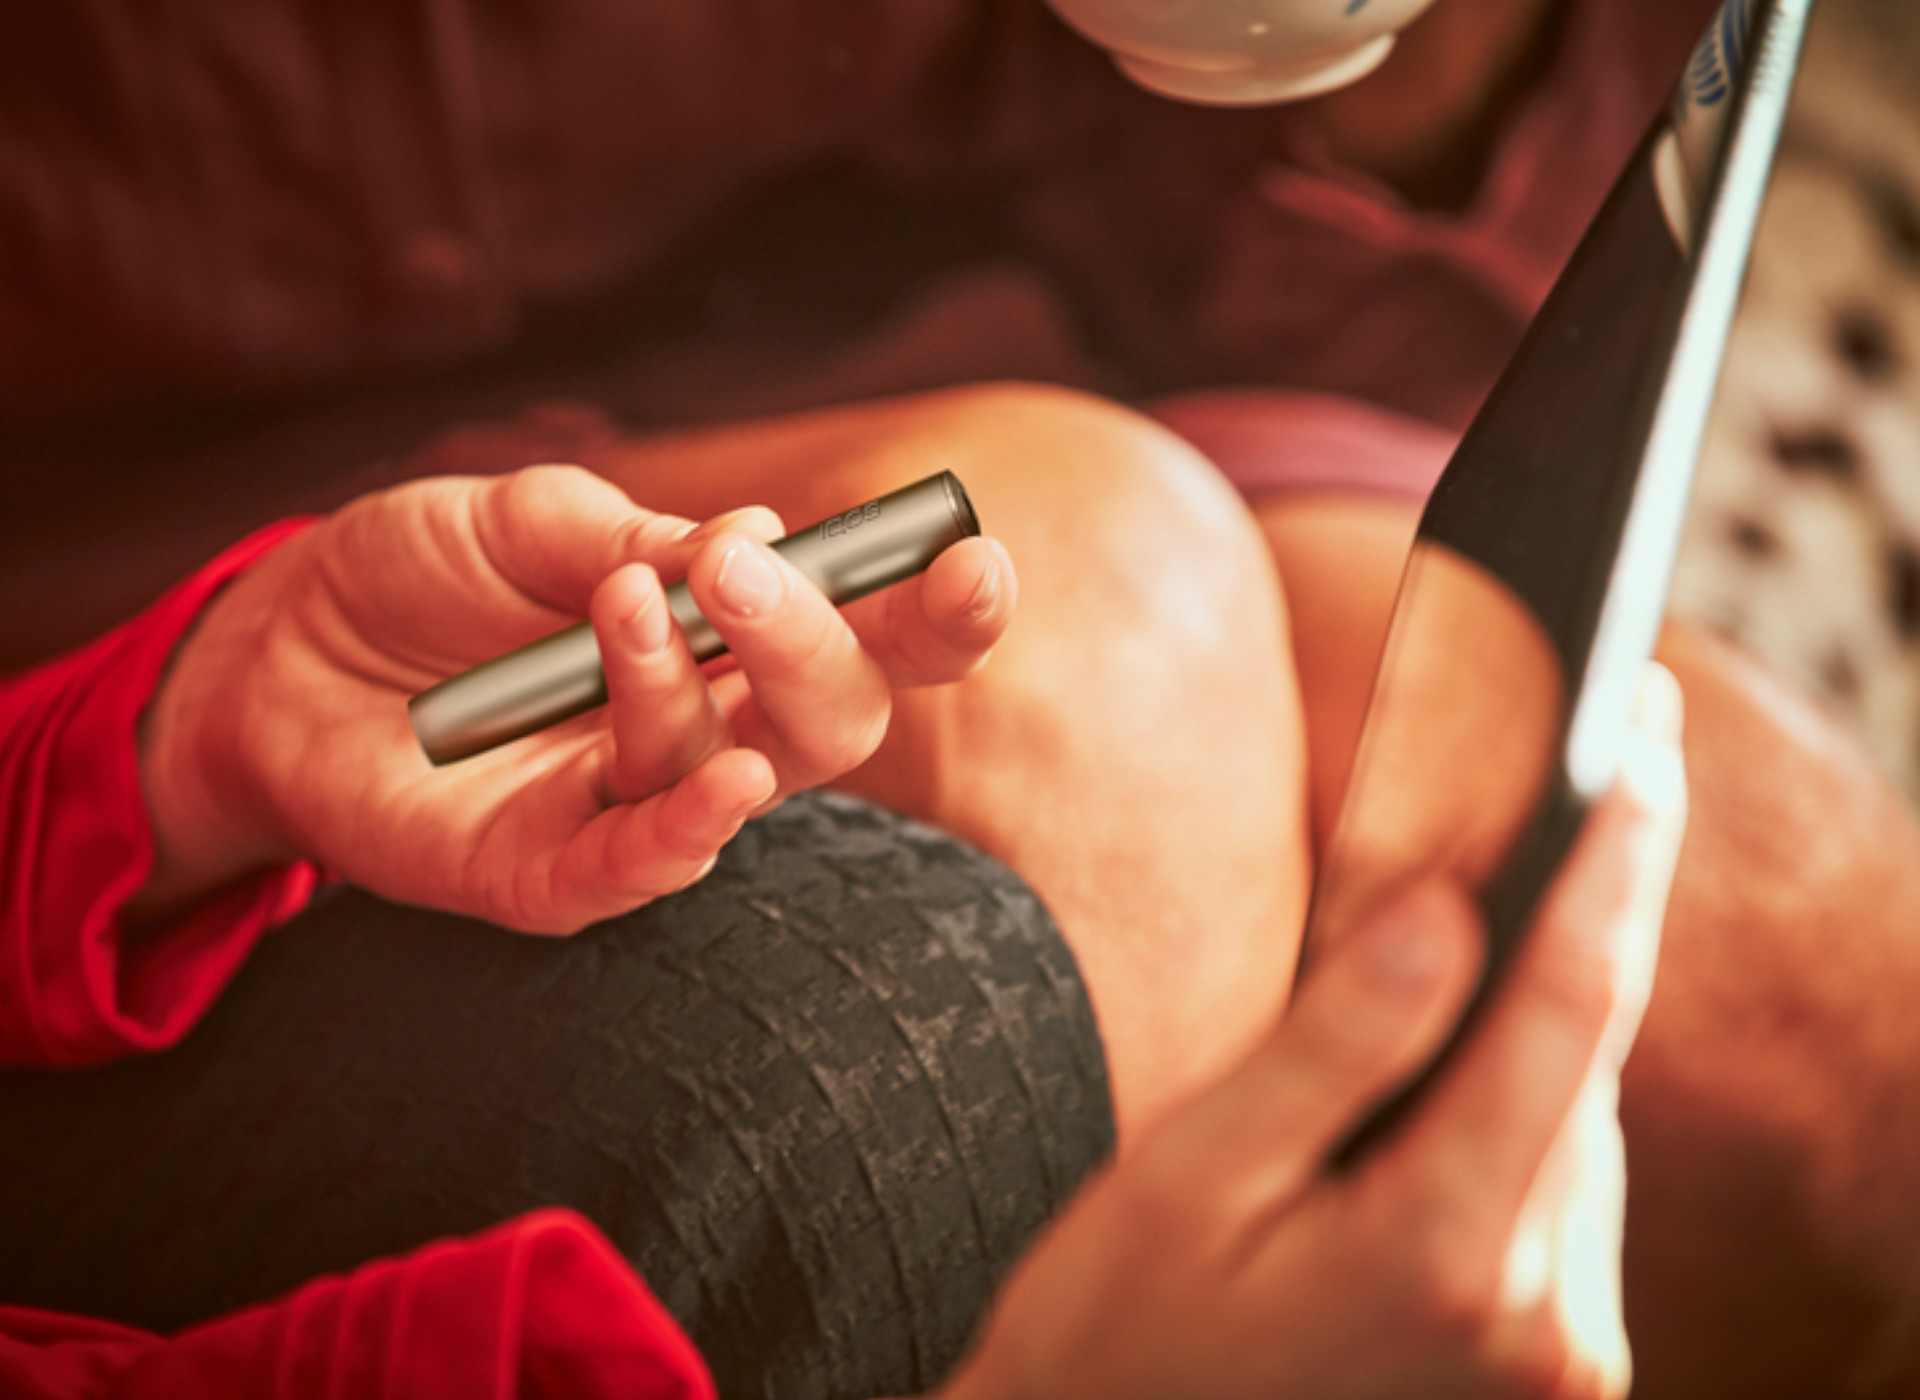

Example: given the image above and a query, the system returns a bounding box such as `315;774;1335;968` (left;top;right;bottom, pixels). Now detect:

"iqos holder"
410;471;982;765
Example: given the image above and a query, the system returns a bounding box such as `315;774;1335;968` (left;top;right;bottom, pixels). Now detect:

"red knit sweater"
0;523;715;1400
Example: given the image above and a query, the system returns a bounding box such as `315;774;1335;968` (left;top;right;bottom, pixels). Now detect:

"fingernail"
713;538;784;615
1619;722;1686;815
1632;663;1685;748
1621;664;1686;813
626;589;672;655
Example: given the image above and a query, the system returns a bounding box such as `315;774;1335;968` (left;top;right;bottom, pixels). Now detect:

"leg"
0;794;1112;1400
587;384;1315;1143
1253;492;1421;852
1620;623;1920;1400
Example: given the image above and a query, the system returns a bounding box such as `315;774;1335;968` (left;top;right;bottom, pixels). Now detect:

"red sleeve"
0;529;720;1400
0;520;323;1067
0;1209;717;1400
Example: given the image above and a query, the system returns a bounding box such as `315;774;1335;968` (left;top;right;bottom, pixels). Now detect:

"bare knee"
867;387;1312;1137
1621;620;1920;1397
826;384;1305;820
869;382;1290;663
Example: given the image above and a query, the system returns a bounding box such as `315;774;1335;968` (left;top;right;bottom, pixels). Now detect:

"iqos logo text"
820;501;882;539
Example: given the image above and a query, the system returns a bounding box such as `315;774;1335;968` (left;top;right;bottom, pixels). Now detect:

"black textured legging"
0;792;1115;1400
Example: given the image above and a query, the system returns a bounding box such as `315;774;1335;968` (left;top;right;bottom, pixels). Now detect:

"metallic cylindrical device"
410;471;981;764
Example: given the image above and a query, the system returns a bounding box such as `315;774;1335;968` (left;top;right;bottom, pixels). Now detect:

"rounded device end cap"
941;471;983;540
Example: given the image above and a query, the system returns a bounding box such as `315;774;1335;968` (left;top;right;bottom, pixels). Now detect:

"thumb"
1142;879;1484;1227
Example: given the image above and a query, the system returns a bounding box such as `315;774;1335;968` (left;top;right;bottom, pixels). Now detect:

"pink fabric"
1152;388;1458;504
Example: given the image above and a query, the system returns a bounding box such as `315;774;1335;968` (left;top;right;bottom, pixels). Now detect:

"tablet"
1303;0;1817;1166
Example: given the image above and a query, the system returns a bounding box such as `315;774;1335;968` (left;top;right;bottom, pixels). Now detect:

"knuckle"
481;469;562;560
1400;1224;1503;1344
806;702;891;779
458;816;595;936
1498;1328;1599;1400
479;850;596;936
1111;1138;1208;1238
499;462;574;517
1544;1348;1621;1400
762;631;889;772
486;886;582;937
617;512;687;565
511;865;578;935
1306;1003;1402;1084
654;819;720;869
1525;940;1621;1036
785;609;850;678
1360;1181;1616;1400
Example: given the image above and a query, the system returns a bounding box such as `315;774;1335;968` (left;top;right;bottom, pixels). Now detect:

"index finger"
464;465;767;615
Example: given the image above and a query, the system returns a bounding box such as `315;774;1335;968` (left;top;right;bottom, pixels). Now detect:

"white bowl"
1043;0;1442;105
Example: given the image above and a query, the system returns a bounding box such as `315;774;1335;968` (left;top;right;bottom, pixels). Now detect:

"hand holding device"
133;465;1009;934
939;681;1684;1400
410;471;981;764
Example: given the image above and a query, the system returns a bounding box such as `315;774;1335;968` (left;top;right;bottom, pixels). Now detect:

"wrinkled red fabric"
0;521;320;1067
0;1209;715;1400
0;530;714;1400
